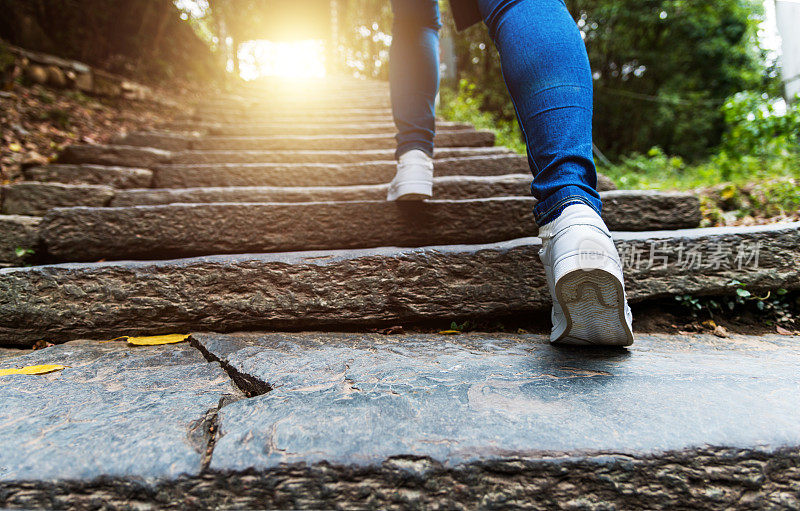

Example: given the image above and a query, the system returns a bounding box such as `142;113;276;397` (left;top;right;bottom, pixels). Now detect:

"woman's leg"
389;0;441;159
476;0;633;346
477;0;601;226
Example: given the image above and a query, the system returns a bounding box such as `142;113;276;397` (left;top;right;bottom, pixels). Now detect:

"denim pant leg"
477;0;602;226
389;0;441;159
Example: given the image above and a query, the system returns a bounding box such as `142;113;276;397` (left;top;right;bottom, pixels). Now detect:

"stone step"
113;131;496;152
0;215;40;266
170;147;514;165
111;174;616;206
22;164;154;188
205;122;474;136
1;332;798;508
154;155;529;187
1;182;114;216
194;106;393;117
58;144;172;168
2;222;796;345
157;121;473;136
56;144;513;168
2;172;615;214
39;192;701;262
195;110;394;123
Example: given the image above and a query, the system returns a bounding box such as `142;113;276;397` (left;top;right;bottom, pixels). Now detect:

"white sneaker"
387;149;433;201
537;203;634;346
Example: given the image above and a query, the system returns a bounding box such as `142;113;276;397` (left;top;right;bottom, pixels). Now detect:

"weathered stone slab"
23;164;154;188
205;121;474;136
0;215;40;265
169;146;511;165
160;120;473;135
40;198;539;261
115;131;496;152
112;174;615;206
0;340;242;481
43;192;701;262
194;332;800;472
154;154;527;187
196;112;395;124
58;144;172;168
2;222;798;346
1;182;114;216
196;109;394;123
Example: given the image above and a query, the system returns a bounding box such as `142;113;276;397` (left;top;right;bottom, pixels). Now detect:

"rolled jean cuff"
396;141;434;160
533;185;603;226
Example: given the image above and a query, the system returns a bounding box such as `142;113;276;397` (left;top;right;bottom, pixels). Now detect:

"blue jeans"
390;0;602;226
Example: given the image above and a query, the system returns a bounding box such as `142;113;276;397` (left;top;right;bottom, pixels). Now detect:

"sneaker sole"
386;181;432;201
553;268;634;346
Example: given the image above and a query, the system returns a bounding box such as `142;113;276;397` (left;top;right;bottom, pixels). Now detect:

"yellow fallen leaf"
127;334;190;346
0;364;67;377
438;330;461;335
8;143;22;152
99;336;129;343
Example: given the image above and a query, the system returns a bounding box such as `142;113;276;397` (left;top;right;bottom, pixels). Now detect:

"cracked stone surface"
193;332;800;471
40;193;699;262
1;223;798;347
0;340;242;482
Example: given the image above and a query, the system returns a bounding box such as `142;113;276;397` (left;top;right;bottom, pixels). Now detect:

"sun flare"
238;39;326;80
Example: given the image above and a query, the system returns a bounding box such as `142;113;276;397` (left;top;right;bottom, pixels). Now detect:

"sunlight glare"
238;40;326;80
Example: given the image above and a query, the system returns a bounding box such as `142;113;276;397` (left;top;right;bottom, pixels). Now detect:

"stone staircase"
1;77;799;508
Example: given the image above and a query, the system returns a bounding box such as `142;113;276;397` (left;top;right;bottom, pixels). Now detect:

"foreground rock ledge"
1;447;798;509
1;333;799;509
1;222;798;346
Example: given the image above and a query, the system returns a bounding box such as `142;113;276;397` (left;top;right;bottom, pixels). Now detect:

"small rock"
73;71;93;92
46;65;67;88
32;340;54;350
25;64;48;85
713;324;729;338
376;325;404;335
776;325;793;336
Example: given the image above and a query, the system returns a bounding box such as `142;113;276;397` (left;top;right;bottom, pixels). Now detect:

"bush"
438;79;526;155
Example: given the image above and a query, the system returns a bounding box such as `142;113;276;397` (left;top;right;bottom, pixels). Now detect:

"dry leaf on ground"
0;364;66;377
127;334;190;346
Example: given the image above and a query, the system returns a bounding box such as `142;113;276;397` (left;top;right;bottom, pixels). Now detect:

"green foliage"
597;91;800;221
438;80;526;154
720;91;800;157
676;281;797;325
14;247;34;258
443;0;766;159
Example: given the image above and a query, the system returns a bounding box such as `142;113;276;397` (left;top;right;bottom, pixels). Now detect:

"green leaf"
736;288;751;298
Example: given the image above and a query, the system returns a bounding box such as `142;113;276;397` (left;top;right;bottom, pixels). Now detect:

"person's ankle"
538;202;607;241
398;148;432;165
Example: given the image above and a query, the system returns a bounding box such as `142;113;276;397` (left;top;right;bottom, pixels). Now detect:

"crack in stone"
189;335;271;398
